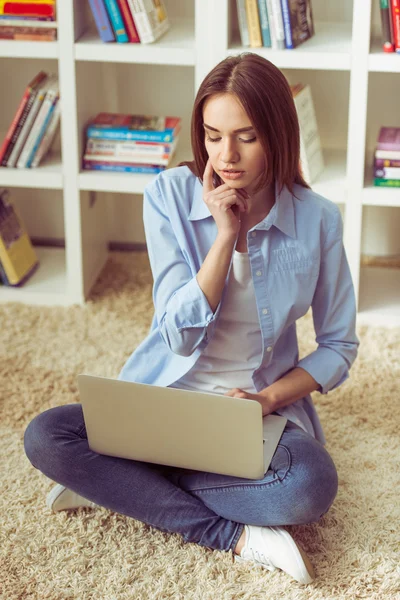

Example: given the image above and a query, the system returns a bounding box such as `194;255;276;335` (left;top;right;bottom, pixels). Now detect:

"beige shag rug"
1;251;399;600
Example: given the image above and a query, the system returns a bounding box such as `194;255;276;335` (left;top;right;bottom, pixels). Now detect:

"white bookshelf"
0;0;399;326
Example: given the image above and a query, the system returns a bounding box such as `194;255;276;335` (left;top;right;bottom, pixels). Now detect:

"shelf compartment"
369;38;400;73
75;18;195;66
79;143;192;195
0;40;58;59
311;148;347;204
358;265;400;327
227;22;352;71
363;152;400;208
0;246;69;306
0;153;63;190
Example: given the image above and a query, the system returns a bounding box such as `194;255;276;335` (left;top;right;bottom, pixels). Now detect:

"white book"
7;75;50;168
269;0;285;49
236;0;250;46
0;19;57;28
292;84;324;184
17;77;59;169
85;135;178;157
126;0;170;44
30;98;61;168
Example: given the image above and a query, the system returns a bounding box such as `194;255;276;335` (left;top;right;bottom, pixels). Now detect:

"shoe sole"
46;483;66;511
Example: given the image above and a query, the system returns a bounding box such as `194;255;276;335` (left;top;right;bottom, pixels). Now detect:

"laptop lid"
77;375;286;480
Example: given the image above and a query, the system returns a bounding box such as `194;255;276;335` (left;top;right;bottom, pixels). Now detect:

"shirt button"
262;308;268;315
256;270;262;277
266;346;273;352
251;232;256;238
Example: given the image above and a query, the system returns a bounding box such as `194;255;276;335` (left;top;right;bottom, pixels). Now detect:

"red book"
116;0;140;43
391;0;400;52
2;2;56;18
0;71;48;165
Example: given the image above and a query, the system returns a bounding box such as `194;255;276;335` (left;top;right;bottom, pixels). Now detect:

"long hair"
179;53;310;194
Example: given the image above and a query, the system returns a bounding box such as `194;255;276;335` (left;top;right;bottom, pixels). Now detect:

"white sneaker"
235;525;315;584
46;484;98;512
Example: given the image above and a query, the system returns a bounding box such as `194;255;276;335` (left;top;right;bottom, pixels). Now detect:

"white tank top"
170;250;262;394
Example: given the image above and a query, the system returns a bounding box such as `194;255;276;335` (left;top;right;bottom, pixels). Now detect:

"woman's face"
202;93;266;194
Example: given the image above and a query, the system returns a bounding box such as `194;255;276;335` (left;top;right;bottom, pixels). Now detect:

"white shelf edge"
0;247;73;306
369;38;400;73
75;18;195;66
0;39;58;59
0;153;63;190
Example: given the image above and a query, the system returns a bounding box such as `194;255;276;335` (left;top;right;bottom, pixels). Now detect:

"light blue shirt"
119;166;359;444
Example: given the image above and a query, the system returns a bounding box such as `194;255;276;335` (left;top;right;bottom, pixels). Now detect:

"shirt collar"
189;178;296;239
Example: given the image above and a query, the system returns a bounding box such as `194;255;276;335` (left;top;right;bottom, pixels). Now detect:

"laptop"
77;374;287;480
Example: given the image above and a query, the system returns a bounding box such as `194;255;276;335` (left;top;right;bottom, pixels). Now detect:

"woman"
24;53;359;585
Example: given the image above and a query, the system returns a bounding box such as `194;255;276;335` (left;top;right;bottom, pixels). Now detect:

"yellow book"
0;189;38;286
245;0;262;48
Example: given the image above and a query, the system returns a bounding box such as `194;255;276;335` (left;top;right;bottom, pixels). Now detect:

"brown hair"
179;52;310;194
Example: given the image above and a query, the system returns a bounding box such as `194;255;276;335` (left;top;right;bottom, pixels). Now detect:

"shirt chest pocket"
270;247;319;280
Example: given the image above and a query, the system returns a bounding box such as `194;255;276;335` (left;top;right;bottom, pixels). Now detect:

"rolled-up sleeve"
297;207;360;393
143;179;217;357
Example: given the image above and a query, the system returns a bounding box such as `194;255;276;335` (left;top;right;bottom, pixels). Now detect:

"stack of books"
88;0;170;44
82;113;181;175
379;0;400;53
291;83;324;185
0;0;57;41
374;126;400;187
236;0;314;49
0;71;61;169
0;188;39;286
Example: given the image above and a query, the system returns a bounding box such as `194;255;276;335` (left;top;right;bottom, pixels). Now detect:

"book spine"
373;177;400;187
236;0;250;46
280;0;292;48
265;0;277;48
0;90;30;164
125;0;154;43
116;0;140;42
374;166;400;179
86;139;172;155
380;0;395;51
375;157;400;168
86;127;174;143
1;3;56;18
26;93;58;167
103;0;129;42
7;82;47;167
0;29;56;40
0;14;53;21
391;0;400;52
83;160;165;173
269;0;285;49
245;0;262;47
0;17;56;26
84;153;170;165
375;148;400;160
30;99;60;167
257;0;271;47
88;0;115;42
126;0;169;43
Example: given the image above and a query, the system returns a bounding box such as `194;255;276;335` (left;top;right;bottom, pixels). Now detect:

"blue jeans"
23;403;338;553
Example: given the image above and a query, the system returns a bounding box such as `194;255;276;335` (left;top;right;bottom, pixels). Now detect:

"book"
374;157;400;168
0;26;56;39
0;13;54;20
103;0;129;42
88;0;115;43
125;0;169;44
245;0;262;47
236;0;250;46
0;2;56;19
0;71;47;165
380;0;394;52
375;148;400;160
116;0;140;42
376;126;400;151
267;0;285;49
280;0;314;49
30;97;60;168
0;188;39;286
391;0;400;53
17;76;59;168
84;136;178;161
83;153;173;166
83;160;165;173
257;0;271;47
291;83;324;184
373;178;400;187
86;113;181;143
6;73;50;168
374;165;400;179
0;17;56;26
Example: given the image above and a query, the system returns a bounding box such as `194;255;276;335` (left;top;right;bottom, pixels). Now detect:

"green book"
373;178;400;187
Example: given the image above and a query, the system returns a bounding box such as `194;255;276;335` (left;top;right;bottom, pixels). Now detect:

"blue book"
257;0;272;48
83;162;165;174
88;0;115;43
26;99;58;168
86;128;178;143
280;0;293;48
103;0;129;43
